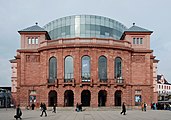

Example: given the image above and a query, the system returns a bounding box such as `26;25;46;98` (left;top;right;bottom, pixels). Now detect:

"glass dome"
44;15;127;40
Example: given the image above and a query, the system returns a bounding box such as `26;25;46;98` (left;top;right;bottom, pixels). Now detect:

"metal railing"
81;73;91;82
64;73;74;82
116;77;124;84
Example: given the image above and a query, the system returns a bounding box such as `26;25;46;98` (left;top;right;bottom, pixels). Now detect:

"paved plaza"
0;108;171;120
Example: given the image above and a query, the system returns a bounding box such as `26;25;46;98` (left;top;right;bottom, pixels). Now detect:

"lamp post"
5;89;8;111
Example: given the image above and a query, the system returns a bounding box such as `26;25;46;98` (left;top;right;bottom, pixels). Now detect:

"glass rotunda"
44;15;127;40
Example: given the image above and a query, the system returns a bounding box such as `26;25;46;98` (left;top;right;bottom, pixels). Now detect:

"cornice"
37;44;133;52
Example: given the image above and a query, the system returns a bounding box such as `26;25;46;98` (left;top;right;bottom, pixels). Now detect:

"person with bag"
40;103;47;117
14;104;22;120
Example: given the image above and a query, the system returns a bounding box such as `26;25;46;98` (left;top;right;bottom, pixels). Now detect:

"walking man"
40;103;47;117
14;104;22;120
52;103;56;113
120;102;126;115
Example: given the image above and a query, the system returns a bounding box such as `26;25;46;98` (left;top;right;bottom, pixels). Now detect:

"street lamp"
5;89;8;110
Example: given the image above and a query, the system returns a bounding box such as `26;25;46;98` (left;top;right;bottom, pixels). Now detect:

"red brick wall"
15;38;155;108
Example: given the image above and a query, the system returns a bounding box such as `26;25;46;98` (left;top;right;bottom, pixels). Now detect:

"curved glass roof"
44;15;127;40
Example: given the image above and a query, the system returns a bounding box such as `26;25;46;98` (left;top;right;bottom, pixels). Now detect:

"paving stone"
0;108;171;120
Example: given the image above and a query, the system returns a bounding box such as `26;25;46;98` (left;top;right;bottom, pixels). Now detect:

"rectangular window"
32;38;35;44
133;38;136;44
35;38;38;44
135;95;141;106
28;37;31;44
137;38;139;44
140;38;143;44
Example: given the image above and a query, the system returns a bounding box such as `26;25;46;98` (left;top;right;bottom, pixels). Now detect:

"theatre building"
10;15;158;108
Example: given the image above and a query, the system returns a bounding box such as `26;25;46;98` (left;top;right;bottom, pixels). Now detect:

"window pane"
140;38;143;44
135;95;141;106
65;56;74;81
32;38;35;44
133;38;136;44
28;37;31;44
35;38;38;44
137;38;139;44
98;56;107;81
49;57;57;83
115;57;122;79
82;56;90;81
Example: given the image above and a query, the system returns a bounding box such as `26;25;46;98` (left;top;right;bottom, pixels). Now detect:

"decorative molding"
26;55;40;62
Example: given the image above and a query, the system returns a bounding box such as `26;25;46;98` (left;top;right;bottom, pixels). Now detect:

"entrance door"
64;90;74;106
115;90;122;106
98;90;107;107
81;90;91;106
48;90;57;107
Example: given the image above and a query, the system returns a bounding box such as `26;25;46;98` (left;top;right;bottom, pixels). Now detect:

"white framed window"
140;38;143;44
132;37;143;45
28;37;31;44
32;38;35;44
35;37;38;44
133;38;136;44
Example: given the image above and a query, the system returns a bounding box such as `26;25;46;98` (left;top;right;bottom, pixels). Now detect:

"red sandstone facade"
11;23;158;108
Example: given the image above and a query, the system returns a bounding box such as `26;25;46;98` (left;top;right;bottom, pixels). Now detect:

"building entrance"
48;90;57;107
64;90;74;106
115;90;122;106
81;90;91;106
98;90;107;106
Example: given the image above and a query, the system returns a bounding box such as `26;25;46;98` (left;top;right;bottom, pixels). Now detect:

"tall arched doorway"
64;90;74;107
115;90;122;106
81;90;91;106
98;90;107;107
48;90;57;107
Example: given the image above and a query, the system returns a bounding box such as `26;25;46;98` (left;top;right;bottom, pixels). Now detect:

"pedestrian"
40;103;47;117
144;102;147;112
52;103;56;113
31;103;35;110
40;102;43;111
120;102;126;115
79;103;82;111
14;104;22;120
169;104;171;111
141;102;144;111
153;103;157;110
75;103;79;112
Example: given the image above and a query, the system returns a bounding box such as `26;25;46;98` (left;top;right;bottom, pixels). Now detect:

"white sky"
0;0;171;86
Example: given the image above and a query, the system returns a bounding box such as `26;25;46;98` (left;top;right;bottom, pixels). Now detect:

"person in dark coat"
40;103;47;117
76;103;79;112
120;102;126;115
14;104;22;120
52;103;56;113
144;102;147;111
40;102;43;111
79;103;82;111
31;103;35;110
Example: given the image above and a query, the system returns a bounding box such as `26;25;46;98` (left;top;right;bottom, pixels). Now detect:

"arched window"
115;57;122;79
98;56;107;81
81;56;90;82
49;57;57;83
64;56;74;82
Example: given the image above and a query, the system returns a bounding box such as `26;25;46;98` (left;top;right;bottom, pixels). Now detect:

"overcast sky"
0;0;171;86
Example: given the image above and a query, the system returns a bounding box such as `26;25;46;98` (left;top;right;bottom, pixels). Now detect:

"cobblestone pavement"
0;108;171;120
